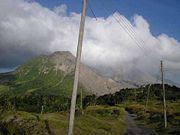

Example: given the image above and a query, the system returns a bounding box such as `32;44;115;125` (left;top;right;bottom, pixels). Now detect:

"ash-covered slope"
49;51;135;95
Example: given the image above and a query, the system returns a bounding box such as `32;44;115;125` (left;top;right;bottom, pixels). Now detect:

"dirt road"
124;111;156;135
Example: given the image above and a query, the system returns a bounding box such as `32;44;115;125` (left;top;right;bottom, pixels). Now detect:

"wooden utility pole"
41;105;44;114
134;89;137;102
80;89;84;114
161;60;167;128
145;84;151;112
68;0;87;135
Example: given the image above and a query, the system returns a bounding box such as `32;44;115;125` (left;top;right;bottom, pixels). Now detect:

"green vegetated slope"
0;55;89;113
0;55;87;97
0;106;126;135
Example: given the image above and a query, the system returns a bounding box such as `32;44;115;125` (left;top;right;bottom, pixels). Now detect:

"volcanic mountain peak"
47;51;135;95
49;51;76;74
0;51;136;97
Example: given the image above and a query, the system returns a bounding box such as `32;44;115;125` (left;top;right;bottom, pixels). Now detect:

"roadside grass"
0;85;9;94
42;106;127;135
0;106;127;135
124;101;180;135
0;110;46;135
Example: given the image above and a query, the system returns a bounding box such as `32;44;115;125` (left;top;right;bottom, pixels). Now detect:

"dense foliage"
84;84;180;106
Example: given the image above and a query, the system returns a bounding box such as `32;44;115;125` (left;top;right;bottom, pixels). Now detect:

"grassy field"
124;101;180;135
0;106;127;135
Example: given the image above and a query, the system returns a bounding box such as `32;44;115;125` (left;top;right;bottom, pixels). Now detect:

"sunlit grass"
124;101;180;135
0;106;127;135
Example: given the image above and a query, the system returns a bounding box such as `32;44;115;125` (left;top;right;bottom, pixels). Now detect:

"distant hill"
0;51;135;97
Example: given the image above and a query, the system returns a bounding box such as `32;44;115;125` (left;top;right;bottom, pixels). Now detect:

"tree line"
0;84;179;113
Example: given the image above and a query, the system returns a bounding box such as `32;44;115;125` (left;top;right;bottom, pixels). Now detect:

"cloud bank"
0;0;180;83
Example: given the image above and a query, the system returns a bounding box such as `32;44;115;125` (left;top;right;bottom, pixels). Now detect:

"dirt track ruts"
124;111;156;135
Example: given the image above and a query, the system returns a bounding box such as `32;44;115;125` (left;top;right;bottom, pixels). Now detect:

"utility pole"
68;0;87;135
145;84;151;112
80;89;84;114
161;60;167;128
41;105;44;114
134;89;137;102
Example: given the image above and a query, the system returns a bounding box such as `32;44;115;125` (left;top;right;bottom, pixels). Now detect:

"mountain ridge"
0;51;135;97
47;51;136;95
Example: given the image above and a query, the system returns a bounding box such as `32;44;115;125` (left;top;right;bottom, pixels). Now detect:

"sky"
33;0;180;41
0;0;180;84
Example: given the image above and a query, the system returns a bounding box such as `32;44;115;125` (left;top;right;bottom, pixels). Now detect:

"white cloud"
53;4;67;16
0;0;180;84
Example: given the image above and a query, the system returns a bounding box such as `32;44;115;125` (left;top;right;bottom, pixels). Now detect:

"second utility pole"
145;84;151;112
161;60;167;128
68;0;87;135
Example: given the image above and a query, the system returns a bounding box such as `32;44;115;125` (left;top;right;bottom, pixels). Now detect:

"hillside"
0;55;76;97
0;51;136;97
48;51;136;95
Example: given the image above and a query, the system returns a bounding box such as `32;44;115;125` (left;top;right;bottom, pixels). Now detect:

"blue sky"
34;0;180;41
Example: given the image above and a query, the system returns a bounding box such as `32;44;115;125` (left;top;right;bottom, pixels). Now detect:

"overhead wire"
90;0;165;62
116;12;162;59
87;0;97;20
88;0;150;60
88;1;179;85
88;0;160;80
112;13;159;70
113;12;180;76
114;12;162;60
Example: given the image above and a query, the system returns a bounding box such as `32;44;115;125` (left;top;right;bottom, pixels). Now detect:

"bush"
85;106;122;117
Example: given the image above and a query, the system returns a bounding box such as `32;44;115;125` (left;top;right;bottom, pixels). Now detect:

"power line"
87;1;180;86
113;11;180;73
87;1;160;66
117;12;162;59
87;0;97;20
88;1;161;84
113;14;146;55
112;13;160;70
114;12;162;60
